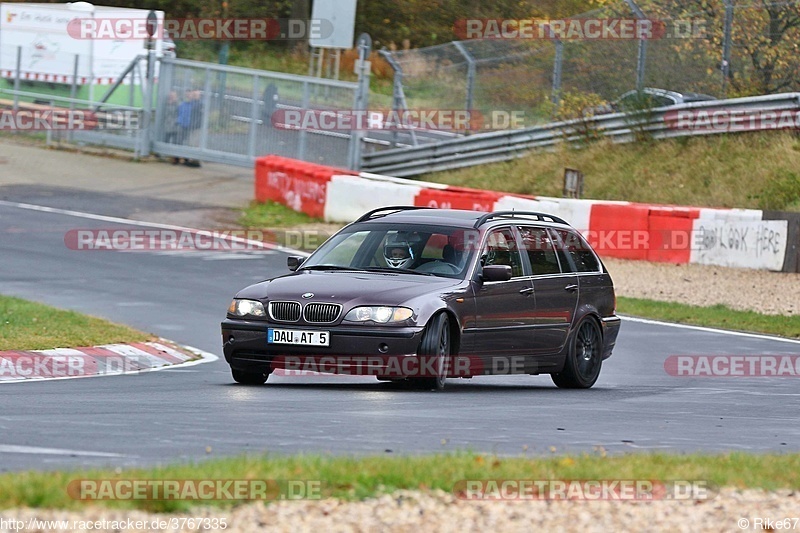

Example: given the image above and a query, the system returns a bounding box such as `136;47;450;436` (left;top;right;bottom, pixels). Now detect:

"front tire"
412;313;451;391
552;317;602;389
231;369;269;385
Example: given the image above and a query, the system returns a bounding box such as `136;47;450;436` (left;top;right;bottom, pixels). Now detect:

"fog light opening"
378;343;389;354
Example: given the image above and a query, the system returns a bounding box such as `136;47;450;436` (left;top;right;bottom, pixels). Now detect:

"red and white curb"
0;340;217;384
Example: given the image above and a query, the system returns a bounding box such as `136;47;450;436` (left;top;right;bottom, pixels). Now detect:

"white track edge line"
620;315;800;345
0;199;311;257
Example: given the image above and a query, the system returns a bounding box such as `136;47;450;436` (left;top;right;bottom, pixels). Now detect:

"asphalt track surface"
1;189;799;472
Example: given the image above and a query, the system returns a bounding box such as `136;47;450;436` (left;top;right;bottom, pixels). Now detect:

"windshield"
300;224;477;279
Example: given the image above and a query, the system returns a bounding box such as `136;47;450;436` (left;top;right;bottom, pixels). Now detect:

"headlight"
228;299;266;318
344;306;414;324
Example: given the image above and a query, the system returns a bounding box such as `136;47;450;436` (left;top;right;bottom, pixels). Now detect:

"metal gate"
151;58;361;168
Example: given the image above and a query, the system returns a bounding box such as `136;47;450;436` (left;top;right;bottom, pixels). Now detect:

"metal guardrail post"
13;47;21;112
552;41;563;109
722;0;734;97
298;80;309;161
379;49;418;148
69;55;80;104
542;24;564;114
69;54;80;144
452;41;476;121
348;33;372;170
636;40;648;92
199;69;212;151
139;46;156;158
247;76;260;158
625;0;648;91
152;58;173;150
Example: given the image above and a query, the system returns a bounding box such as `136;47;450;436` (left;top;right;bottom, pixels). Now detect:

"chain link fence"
0;52;365;169
381;0;800;130
152;58;362;168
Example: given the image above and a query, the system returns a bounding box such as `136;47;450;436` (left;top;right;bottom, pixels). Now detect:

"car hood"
236;270;463;307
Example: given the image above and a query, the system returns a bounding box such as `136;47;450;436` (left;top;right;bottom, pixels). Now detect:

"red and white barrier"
255;155;356;219
253;156;789;271
1;72;142;84
325;173;426;222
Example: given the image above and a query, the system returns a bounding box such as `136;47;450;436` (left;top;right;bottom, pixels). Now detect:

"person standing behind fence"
189;90;204;138
163;91;181;164
184;90;203;167
176;89;193;145
261;83;278;128
176;89;202;168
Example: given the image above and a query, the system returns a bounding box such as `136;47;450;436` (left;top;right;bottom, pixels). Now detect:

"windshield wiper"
299;265;364;271
362;267;435;276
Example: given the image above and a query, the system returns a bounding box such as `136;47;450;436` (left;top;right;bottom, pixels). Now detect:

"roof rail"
354;206;431;223
473;211;570;228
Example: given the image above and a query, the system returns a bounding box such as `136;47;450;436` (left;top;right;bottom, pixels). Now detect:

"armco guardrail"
361;93;800;177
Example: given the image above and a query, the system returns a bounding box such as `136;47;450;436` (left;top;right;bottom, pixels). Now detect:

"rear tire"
231;369;269;385
551;317;602;389
411;313;451;391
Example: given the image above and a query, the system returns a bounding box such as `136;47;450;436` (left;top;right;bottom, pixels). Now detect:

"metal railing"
361;93;800;177
152;57;362;168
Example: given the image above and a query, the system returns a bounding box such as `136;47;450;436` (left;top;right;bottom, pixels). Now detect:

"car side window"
481;228;523;278
554;229;601;273
518;226;561;275
653;95;674;107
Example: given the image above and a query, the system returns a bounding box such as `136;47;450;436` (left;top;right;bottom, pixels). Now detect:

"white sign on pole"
310;0;357;49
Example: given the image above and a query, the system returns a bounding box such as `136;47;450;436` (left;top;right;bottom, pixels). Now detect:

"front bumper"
221;318;426;375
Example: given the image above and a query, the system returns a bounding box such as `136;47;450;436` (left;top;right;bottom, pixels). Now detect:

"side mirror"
481;264;512;282
287;255;305;272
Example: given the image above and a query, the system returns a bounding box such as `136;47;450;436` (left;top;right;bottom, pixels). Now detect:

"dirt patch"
603;258;798;316
2;488;796;532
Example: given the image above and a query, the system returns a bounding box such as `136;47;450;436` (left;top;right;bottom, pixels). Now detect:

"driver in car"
384;234;416;269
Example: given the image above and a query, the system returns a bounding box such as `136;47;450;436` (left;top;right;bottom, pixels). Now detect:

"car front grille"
303;303;341;324
268;301;301;322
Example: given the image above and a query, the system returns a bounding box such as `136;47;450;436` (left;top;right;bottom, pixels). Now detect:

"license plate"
268;329;329;347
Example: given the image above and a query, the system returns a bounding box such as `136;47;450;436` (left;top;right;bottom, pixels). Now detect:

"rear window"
553;229;601;273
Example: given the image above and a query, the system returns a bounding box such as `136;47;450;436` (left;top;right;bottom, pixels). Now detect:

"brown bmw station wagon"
222;208;621;390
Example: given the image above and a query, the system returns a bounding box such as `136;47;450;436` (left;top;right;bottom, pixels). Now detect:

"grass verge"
237;200;339;251
0;452;798;512
616;297;800;339
424;132;800;212
237;200;319;228
0;295;150;351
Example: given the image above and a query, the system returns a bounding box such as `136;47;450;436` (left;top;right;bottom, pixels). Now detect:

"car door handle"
519;287;534;295
564;284;579;292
